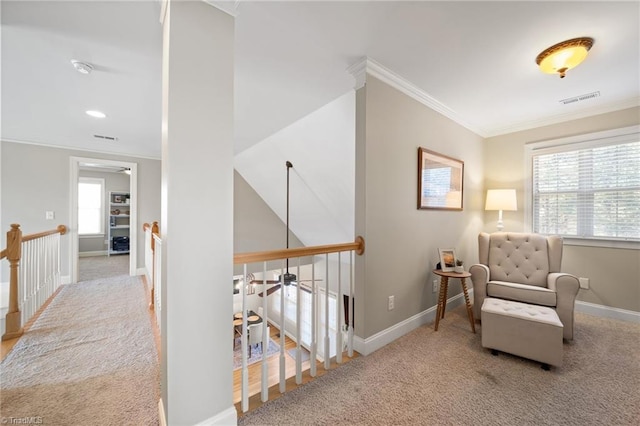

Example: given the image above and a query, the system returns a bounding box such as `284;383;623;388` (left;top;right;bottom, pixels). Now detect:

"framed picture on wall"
438;248;457;272
417;148;464;210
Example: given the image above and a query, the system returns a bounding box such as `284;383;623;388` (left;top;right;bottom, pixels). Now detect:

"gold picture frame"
418;148;464;210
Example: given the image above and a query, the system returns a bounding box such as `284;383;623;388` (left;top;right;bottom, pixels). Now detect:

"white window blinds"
532;139;640;241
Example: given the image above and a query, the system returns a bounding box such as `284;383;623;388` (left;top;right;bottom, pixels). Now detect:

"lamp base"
496;210;505;231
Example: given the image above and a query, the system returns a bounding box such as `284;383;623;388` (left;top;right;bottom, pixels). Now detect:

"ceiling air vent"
93;134;119;142
559;91;600;105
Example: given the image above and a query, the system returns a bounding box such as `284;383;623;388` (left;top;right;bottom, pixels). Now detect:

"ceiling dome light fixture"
71;59;94;75
86;110;106;118
536;37;594;78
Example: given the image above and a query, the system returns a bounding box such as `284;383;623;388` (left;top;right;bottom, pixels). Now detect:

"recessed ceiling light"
71;59;93;75
86;110;106;118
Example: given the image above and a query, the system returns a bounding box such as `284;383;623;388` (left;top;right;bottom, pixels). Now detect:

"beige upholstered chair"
470;232;580;340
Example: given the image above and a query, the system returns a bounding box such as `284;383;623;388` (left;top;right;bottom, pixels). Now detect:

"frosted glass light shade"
536;37;594;78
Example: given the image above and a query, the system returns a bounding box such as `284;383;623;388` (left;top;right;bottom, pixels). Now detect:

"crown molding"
347;57;639;140
346;58;367;90
1;137;161;161
483;96;640;138
347;57;487;136
204;0;241;17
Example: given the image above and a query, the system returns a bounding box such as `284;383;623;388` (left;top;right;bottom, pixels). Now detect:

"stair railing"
143;222;162;332
1;223;67;341
233;236;365;413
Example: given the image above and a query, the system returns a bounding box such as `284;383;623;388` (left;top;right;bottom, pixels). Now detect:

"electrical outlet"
579;277;589;289
388;295;394;311
45;211;55;220
433;279;439;293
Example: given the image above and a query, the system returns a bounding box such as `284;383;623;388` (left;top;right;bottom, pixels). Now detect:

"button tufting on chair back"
488;233;549;287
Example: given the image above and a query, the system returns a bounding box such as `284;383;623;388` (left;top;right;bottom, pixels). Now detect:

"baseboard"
354;293;468;356
576;300;640;323
136;267;147;276
158;398;167;426
79;251;107;257
61;275;71;285
193;406;237;426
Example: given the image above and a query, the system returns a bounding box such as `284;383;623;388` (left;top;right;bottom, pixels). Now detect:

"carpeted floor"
78;254;129;282
239;307;640;425
0;274;159;425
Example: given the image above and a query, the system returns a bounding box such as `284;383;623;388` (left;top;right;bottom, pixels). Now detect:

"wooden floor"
234;325;359;417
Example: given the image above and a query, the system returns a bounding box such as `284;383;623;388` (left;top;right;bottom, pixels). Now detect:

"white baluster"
295;259;302;384
310;261;317;377
261;261;268;402
279;260;286;393
348;250;354;357
336;252;342;364
324;253;330;370
241;263;248;413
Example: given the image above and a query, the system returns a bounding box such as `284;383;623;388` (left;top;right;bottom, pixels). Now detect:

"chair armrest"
470;264;490;319
547;273;579;298
548;273;580;340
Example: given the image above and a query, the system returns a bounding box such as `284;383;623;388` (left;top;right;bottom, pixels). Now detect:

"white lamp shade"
485;189;517;211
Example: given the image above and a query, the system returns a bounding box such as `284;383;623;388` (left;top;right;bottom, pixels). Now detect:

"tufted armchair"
470;232;580;340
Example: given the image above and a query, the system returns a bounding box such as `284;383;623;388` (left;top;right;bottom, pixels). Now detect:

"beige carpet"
239;307;640;425
78;254;129;282
0;275;159;425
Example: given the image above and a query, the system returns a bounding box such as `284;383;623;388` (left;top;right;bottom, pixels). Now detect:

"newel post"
149;221;159;309
3;224;24;341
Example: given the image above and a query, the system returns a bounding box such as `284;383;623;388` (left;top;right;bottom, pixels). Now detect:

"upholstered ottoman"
481;298;563;368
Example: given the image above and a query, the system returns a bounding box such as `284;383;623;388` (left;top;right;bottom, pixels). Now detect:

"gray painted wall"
484;107;640;312
1;141;161;281
233;170;304;275
78;170;130;254
356;76;485;339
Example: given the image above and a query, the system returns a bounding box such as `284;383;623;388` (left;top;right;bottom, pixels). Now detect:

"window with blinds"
78;177;105;235
531;137;640;242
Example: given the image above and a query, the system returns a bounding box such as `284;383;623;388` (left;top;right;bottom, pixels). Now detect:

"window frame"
78;177;106;237
525;125;640;250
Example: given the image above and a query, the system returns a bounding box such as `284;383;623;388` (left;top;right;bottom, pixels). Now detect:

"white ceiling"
2;1;639;159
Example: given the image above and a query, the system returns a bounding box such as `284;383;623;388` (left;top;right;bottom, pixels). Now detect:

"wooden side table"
432;269;475;333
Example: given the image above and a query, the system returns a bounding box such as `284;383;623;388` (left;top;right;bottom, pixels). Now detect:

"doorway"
70;156;138;283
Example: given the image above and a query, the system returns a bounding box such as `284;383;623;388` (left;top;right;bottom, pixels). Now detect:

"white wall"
233;170;304;276
355;75;485;339
160;2;235;424
0;141;161;281
483;106;640;312
235;91;355;247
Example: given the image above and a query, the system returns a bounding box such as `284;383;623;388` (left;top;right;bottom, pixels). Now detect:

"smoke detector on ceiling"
71;60;93;75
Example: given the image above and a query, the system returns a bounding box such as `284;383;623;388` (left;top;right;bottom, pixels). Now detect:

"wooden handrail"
234;236;365;265
22;224;67;243
2;223;67;341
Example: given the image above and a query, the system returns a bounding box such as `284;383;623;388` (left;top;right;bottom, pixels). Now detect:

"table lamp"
485;189;517;231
